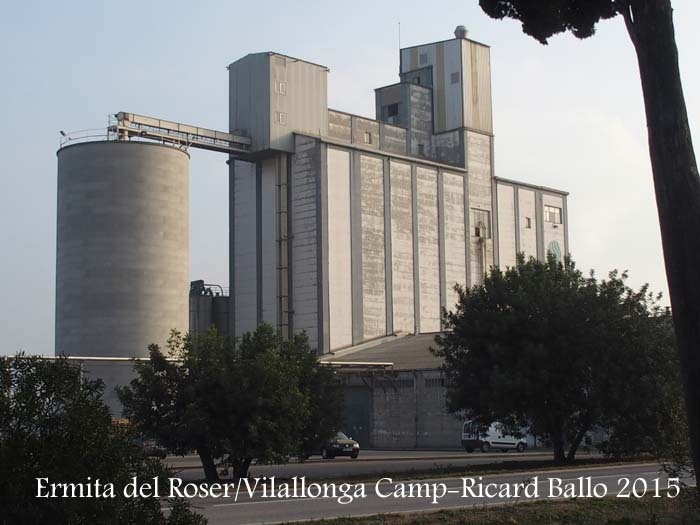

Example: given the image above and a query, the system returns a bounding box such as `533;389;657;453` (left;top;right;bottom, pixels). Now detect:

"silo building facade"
55;28;570;441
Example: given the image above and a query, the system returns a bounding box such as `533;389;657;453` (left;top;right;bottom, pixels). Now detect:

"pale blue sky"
1;1;698;355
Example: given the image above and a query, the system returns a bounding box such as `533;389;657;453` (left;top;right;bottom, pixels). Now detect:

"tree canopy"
434;255;682;464
0;354;205;524
479;0;617;44
118;324;343;481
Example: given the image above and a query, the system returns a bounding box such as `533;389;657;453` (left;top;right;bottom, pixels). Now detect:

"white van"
461;422;527;453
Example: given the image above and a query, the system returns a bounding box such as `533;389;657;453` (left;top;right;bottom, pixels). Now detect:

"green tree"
118;324;343;481
434;255;682;464
116;331;229;482
0;354;205;525
478;0;700;483
283;333;345;458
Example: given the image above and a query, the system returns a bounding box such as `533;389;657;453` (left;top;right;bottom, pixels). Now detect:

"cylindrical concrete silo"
56;141;189;358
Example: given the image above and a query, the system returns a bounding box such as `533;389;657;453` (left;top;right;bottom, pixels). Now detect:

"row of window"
471;205;562;239
418;53;460;84
274;81;288;125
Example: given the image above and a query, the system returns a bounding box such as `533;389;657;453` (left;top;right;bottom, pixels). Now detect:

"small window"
418;143;425;156
274;81;287;95
413;76;421;85
472;208;491;238
544;205;562;224
275;111;287;125
363;131;372;144
419;53;428;65
450;71;460;84
524;217;532;229
387;103;399;117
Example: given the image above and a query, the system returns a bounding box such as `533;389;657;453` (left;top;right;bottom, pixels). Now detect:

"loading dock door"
343;386;370;447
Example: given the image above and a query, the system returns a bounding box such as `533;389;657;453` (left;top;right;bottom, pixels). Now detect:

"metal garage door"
342;386;370;447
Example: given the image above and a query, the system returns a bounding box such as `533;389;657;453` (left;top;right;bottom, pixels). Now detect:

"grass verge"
320;457;651;484
282;488;699;525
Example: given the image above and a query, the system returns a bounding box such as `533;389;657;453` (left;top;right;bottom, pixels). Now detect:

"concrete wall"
290;136;322;350
80;360;138;416
542;193;566;261
494;181;569;264
327;148;353;349
328;110;352;142
381;124;408;156
344;370;464;449
432;130;462;167
56;141;189;358
375;83;406;127
518;188;538;258
466;131;494;285
230;160;258;336
408;84;433;158
260;158;279;326
496;183;516;268
416;167;440;332
353;118;381;151
389;161;415;334
442;172;467;312
327;110;407;157
359;155;387;339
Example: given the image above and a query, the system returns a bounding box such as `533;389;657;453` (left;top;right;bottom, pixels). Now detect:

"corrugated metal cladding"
462;40;493;133
229;52;328;153
400;38;492;134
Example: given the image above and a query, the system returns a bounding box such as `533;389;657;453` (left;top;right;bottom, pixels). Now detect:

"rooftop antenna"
398;21;401;49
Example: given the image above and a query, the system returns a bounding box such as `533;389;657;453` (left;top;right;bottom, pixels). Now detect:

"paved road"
172;462;692;524
168;449;593;481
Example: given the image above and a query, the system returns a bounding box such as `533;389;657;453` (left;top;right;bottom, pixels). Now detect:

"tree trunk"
566;427;589;463
231;457;253;480
619;0;700;483
551;431;567;464
197;447;219;483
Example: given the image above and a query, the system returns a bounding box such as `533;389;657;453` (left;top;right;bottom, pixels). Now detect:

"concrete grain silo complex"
55;28;570;446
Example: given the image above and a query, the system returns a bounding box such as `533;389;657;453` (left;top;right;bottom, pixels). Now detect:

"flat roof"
400;36;490;51
228;51;329;71
320;333;442;370
495;176;569;197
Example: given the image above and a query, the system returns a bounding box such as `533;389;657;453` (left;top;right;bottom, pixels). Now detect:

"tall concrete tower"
56;141;189;358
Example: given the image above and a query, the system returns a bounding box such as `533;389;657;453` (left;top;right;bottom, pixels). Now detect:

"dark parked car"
319;432;360;459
